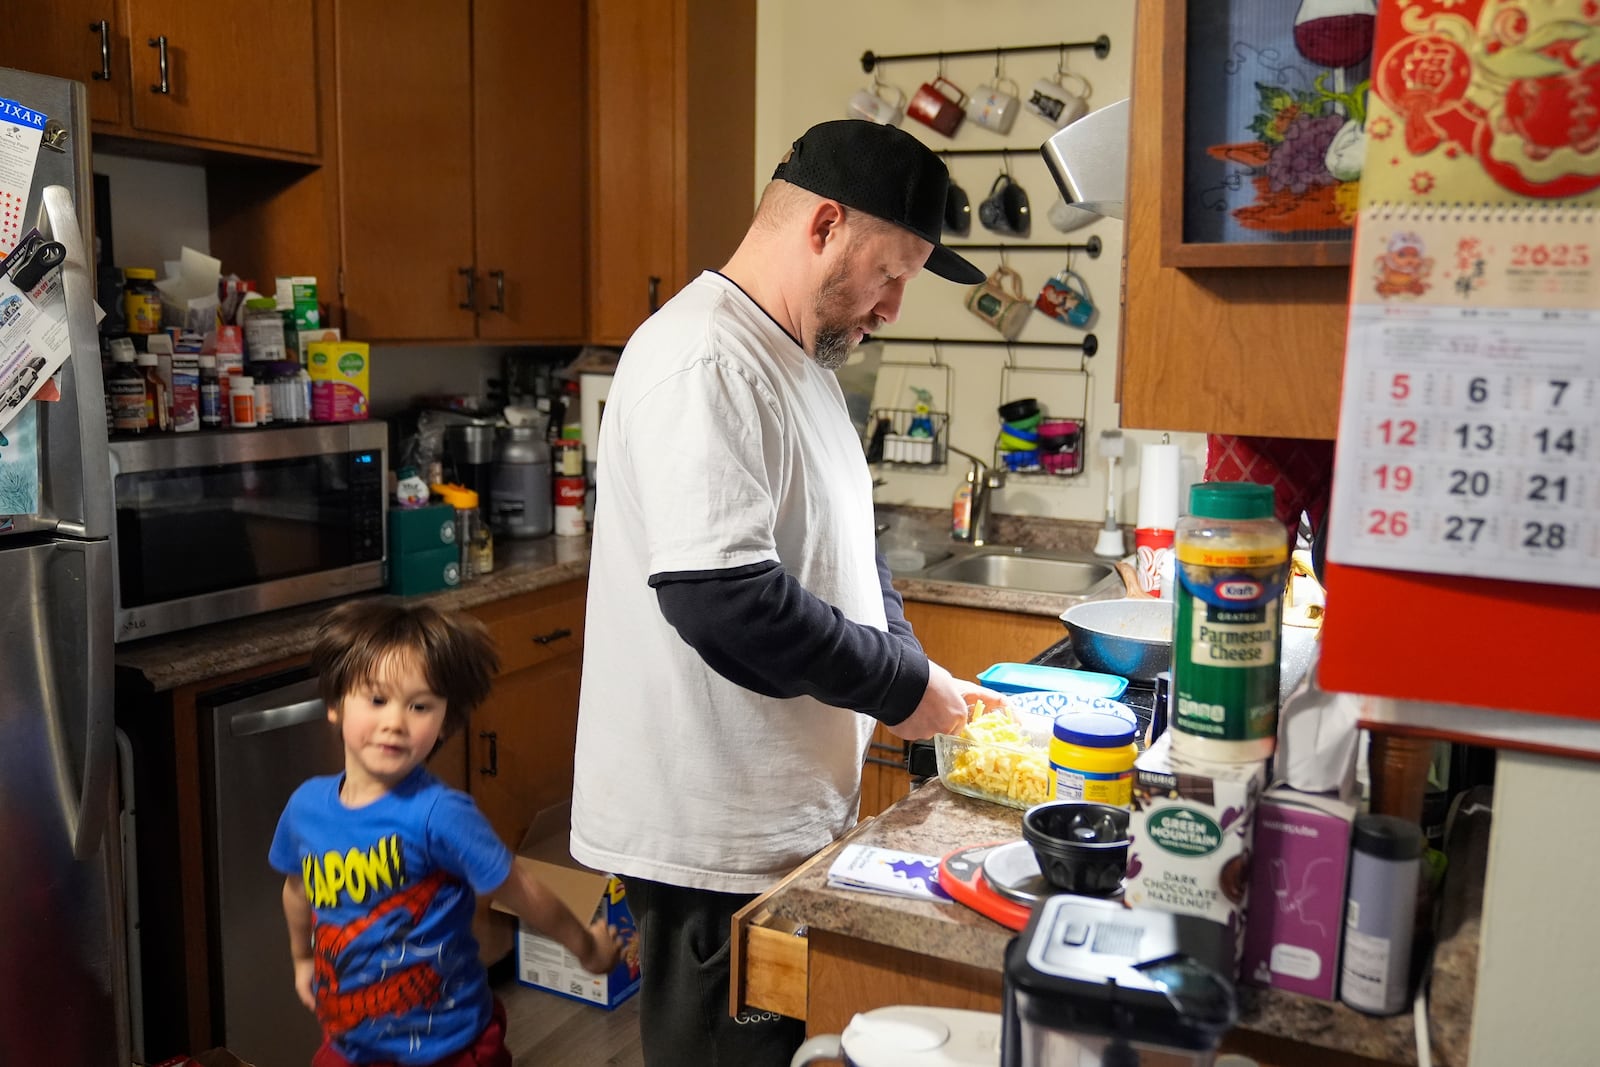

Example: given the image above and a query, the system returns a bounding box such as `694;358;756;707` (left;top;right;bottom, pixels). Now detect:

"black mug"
978;173;1030;237
944;180;971;236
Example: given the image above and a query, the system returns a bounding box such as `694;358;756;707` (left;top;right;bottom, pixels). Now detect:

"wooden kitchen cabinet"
467;580;587;848
335;0;586;343
859;722;908;820
587;0;755;345
902;599;1064;684
1119;0;1349;439
2;0;320;159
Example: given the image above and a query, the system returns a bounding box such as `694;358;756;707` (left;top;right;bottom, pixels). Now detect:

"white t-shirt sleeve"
625;356;782;576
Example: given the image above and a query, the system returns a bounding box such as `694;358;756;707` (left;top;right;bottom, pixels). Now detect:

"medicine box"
1240;786;1356;1001
1125;731;1267;973
389;503;457;557
493;809;641;1010
387;544;459;596
308;340;369;422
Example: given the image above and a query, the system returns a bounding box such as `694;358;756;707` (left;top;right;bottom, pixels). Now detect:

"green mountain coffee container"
1171;482;1288;763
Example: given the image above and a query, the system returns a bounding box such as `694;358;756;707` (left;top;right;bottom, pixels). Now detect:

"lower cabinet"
466;579;587;849
859;722;908;820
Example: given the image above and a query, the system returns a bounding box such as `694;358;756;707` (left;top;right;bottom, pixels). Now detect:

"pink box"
1240;786;1356;1001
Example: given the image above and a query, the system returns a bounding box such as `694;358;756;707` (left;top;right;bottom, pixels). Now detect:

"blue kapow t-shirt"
269;766;513;1065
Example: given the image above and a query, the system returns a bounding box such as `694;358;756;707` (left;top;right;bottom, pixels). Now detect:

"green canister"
1171;482;1288;763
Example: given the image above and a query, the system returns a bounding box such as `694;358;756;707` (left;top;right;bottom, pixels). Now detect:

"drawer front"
473;583;587;676
733;908;808;1021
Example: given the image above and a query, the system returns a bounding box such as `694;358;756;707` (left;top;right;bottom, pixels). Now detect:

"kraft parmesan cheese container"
1125;731;1266;974
308;340;370;422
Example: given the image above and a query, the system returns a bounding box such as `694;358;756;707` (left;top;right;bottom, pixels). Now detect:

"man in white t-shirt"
571;120;998;1066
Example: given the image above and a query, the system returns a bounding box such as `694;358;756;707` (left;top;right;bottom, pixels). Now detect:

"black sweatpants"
623;877;806;1067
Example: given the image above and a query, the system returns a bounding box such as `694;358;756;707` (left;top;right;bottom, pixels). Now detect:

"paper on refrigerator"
0;228;72;435
0;96;46;257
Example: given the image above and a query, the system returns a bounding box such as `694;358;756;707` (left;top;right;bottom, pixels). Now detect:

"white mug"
847;83;906;126
1048;195;1099;233
968;77;1021;134
1025;72;1091;129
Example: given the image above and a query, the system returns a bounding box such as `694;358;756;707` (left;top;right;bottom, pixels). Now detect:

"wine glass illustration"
1294;0;1378;100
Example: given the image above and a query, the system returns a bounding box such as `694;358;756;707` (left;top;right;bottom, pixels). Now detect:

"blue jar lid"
1053;710;1138;748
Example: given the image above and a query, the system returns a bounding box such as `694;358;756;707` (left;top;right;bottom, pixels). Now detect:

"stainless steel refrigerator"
0;68;128;1065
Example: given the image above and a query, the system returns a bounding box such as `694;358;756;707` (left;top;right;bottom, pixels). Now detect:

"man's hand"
579;920;626;975
885;660;1003;740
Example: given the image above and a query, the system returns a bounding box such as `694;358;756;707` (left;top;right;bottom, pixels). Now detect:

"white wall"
93;155;211;270
755;0;1207;524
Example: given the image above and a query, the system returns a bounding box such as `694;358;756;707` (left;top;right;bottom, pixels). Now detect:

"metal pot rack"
948;236;1102;258
860;36;1112;73
869;334;1098;357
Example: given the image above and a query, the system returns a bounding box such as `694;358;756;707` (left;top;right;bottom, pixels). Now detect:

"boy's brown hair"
311;600;499;746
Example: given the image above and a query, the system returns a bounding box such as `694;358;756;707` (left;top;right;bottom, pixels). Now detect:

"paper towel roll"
1136;443;1181;531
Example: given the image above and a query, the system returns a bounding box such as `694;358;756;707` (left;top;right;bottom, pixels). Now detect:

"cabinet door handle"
531;627;571;646
864;756;906;770
647;275;661;314
479;730;498;777
91;21;111;81
489;269;505;312
148;35;170;94
458;266;477;311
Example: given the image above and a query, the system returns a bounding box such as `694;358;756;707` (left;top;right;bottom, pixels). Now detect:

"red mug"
907;76;967;137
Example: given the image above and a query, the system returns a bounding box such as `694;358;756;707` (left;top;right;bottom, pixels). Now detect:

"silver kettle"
790;1005;1000;1067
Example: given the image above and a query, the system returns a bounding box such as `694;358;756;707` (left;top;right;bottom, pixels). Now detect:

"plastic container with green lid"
1048;710;1138;807
1171;480;1287;764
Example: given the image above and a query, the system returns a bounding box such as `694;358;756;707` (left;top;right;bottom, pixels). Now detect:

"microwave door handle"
53;541;116;860
39;185;114;540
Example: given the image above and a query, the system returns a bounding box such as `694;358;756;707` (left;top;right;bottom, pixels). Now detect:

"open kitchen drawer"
730;817;877;1022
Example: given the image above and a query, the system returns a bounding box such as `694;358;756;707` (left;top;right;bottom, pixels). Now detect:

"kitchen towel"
1205;434;1336;549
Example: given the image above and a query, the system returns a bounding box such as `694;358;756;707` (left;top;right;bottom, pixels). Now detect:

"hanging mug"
847;81;906;126
977;173;1030;237
968;77;1021;134
1025;70;1092;129
944;179;972;236
965;265;1032;340
1035;268;1096;328
907;75;967;136
1048;195;1099;234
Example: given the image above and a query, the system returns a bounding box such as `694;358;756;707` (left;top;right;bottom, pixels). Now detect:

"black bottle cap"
1352;813;1425;861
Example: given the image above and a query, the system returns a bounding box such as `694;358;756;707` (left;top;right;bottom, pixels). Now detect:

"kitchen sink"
920;548;1117;596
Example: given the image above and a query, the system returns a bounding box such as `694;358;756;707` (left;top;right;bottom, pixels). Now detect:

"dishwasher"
200;667;343;1067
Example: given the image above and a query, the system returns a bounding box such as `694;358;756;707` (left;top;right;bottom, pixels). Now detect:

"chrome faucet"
947;446;1006;546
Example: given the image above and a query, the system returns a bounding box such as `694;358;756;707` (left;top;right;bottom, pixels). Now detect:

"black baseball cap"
771;120;985;284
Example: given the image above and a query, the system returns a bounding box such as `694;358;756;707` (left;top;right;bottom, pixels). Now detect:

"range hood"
1040;98;1129;221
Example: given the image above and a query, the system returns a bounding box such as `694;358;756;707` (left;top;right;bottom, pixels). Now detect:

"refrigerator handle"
39;185;114;539
57;540;116;860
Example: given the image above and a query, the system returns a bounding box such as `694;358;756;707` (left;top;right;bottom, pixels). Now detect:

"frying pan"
1058;598;1173;682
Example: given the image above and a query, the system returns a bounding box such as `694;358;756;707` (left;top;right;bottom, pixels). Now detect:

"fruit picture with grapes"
1186;0;1376;242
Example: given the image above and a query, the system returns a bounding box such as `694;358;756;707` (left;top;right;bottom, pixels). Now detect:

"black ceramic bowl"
1022;801;1130;896
997;397;1040;423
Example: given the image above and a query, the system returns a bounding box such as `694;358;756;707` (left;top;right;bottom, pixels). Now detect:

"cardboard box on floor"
491;806;641;1009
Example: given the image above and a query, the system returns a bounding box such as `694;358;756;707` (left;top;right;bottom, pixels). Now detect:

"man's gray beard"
810;327;852;370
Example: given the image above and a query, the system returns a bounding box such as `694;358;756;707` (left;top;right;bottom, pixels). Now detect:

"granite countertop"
114;536;591;692
766;779;1480;1067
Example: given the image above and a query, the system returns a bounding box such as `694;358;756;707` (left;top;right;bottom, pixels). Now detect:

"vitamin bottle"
199;355;222;428
1171;481;1288;763
108;340;147;435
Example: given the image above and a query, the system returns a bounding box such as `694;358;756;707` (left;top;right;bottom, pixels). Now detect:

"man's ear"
804;199;846;255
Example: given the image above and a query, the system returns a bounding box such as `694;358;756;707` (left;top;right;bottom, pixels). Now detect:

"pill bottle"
123;268;160;334
1340;814;1424;1016
198;355;222;428
230;375;258;428
108;339;147;435
1048;711;1137;806
243;296;288;363
1171;481;1288;763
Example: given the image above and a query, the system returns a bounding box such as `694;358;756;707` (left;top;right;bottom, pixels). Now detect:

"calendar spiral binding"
1367;201;1600;227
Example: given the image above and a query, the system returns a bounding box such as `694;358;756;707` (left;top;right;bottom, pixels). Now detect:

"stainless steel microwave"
109;422;387;642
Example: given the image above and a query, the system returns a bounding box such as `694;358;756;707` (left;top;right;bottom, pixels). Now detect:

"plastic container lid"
233;374;255;390
124;267;156;280
1189;481;1275;520
109;338;136;361
976;662;1129;700
136;352;158;366
1053;710;1138;748
245;296;278;312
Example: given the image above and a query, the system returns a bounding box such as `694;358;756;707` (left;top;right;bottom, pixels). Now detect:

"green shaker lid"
1190;481;1275;519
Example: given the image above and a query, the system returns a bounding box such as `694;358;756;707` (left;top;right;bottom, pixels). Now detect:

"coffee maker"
440;416;498;512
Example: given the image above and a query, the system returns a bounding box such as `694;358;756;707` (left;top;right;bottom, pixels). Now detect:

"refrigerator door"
0;68;107;541
0;537;126;1065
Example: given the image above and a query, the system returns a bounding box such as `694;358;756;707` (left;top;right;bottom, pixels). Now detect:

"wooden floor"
494;973;646;1067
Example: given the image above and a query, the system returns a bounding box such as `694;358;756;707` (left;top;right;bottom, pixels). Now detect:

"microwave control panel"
351;450;385;563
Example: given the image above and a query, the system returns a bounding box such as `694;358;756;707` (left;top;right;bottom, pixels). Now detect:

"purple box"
1240;786;1356;1001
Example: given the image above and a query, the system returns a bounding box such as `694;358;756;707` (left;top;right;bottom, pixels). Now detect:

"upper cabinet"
0;0;321;161
588;0;755;347
1119;0;1350;440
335;0;586;343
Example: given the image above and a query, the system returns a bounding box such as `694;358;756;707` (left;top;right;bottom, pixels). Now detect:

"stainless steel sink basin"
920;548;1116;595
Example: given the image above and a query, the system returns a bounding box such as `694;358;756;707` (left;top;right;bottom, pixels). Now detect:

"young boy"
271;600;624;1067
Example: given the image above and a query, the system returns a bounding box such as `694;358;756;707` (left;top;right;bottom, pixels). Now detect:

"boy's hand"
293;958;316;1012
578;920;625;975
